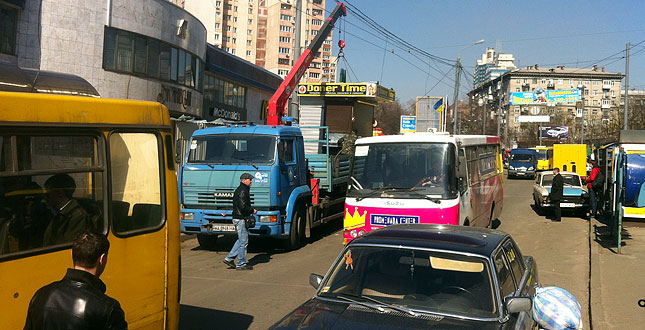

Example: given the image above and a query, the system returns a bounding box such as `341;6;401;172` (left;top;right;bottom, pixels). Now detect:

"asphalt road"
179;176;591;329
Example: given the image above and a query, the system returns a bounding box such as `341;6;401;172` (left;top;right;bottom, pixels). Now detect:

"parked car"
270;224;539;330
533;171;589;217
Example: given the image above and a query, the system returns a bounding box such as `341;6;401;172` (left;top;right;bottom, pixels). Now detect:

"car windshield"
318;246;497;319
349;142;457;198
541;174;581;186
509;153;534;162
187;134;276;165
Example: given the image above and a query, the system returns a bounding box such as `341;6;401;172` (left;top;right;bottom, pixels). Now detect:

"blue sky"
325;0;645;104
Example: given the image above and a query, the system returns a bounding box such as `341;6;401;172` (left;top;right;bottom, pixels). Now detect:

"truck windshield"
509;154;534;162
350;143;457;198
536;149;548;161
187;134;276;165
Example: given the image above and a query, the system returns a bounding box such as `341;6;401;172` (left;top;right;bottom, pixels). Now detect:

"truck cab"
179;124;310;248
508;148;538;179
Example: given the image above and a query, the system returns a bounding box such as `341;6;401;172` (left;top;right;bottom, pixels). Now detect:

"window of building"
231;49;236;55
611;90;615;97
0;4;19;55
515;88;520;92
226;36;231;42
225;47;230;52
313;9;323;16
312;19;323;25
216;12;221;18
215;23;220;29
214;34;220;40
281;4;291;10
280;14;292;21
309;72;320;79
278;58;290;65
593;100;598;106
569;79;574;85
232;38;236;44
279;47;290;54
216;1;221;6
246;50;251;56
532;78;537;84
247;29;252;35
280;25;291;32
233;17;238;22
233;27;237;33
279;36;291;43
234;6;238;12
593;109;598;115
593;90;598;96
558;79;563;85
226;15;231;20
277;69;289;76
226;26;231;32
247;40;252;46
584;89;589;96
311;30;318;36
248;19;253;24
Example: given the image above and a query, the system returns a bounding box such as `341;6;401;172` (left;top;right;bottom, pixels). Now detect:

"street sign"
400;115;417;133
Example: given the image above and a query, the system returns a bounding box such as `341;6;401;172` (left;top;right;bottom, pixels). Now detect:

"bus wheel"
197;234;218;250
283;206;305;250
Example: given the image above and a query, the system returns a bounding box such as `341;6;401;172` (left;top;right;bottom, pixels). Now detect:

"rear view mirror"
505;297;532;313
175;143;183;164
309;273;323;290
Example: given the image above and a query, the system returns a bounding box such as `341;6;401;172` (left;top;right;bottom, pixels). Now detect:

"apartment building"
178;0;336;83
469;65;623;144
474;48;516;87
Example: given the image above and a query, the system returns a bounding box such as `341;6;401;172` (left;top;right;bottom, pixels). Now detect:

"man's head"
553;167;560;175
72;231;110;277
240;173;254;187
45;174;76;209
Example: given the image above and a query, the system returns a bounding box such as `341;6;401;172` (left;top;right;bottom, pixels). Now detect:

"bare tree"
374;99;405;135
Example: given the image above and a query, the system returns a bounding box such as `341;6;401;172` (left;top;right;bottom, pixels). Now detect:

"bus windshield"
350;143;457;198
536;149;548;161
188;134;277;165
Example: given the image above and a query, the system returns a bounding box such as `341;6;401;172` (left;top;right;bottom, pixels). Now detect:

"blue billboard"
400;115;417;133
510;88;581;105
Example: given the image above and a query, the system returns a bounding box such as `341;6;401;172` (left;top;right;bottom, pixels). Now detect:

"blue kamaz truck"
178;124;350;250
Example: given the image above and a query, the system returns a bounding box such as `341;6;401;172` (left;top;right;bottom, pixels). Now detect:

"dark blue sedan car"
271;224;539;329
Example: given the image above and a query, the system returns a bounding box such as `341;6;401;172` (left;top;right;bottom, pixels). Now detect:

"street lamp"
478;97;488;135
578;84;585;143
453;39;485;134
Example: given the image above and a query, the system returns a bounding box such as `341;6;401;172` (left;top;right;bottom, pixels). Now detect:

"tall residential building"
469;65;623;145
178;0;336;83
474;48;516;87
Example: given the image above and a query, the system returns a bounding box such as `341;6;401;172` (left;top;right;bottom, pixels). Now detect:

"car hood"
271;298;502;330
545;186;586;196
509;161;534;168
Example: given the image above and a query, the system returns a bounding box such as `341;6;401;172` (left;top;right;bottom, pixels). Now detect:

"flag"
433;98;444;113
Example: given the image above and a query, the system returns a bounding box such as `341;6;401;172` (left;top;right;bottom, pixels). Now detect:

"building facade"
178;0;336;83
469;65;623;146
474;48;516;88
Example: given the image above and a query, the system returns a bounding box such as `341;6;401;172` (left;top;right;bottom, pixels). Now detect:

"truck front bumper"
180;208;287;237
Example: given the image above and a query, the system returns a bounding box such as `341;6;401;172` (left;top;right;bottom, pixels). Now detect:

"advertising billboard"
416;97;443;132
539;126;569;140
510;88;581;105
400;116;417;133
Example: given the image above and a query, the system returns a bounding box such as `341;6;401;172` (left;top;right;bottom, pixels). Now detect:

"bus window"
110;132;163;234
0;134;105;255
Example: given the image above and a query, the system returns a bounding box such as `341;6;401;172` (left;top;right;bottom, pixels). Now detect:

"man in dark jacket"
24;231;127;330
223;173;257;270
550;167;564;222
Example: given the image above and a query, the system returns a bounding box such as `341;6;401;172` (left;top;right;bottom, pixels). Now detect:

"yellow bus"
531;146;553;171
0;92;179;329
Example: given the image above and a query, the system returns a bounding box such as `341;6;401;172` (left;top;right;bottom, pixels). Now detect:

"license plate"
560;203;576;208
517;172;525;176
211;224;236;232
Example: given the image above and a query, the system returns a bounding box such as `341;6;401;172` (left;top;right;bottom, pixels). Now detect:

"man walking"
585;160;602;219
550;167;564;222
24;231;127;329
223;173;257;271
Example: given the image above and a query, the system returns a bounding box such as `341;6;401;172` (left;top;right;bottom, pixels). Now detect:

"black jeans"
553;201;561;221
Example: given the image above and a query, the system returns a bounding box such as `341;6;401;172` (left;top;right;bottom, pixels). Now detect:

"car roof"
349;224;509;256
539;171;579;177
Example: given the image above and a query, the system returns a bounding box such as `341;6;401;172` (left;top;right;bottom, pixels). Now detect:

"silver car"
532;171;589;217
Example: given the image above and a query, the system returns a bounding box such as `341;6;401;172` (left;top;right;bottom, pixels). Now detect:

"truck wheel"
283;207;305;250
197;234;218;250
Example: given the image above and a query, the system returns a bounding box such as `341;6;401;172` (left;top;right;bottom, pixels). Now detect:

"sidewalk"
590;218;645;329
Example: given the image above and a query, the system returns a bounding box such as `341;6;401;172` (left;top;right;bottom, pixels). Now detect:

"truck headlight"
181;212;194;220
260;215;278;223
350;229;358;238
528;166;534;171
509;166;514;170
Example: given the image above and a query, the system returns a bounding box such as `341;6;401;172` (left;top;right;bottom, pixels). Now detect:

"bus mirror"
175;143;183;164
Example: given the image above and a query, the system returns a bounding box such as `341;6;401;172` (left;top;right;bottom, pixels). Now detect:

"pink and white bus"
343;133;504;244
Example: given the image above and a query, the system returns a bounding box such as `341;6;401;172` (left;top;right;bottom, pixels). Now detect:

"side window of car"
503;240;525;286
493;250;516;298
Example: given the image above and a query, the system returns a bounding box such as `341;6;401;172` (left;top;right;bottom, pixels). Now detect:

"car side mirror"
505;297;532;313
309;273;323;289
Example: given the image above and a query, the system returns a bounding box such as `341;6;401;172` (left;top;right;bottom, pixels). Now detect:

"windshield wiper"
355;294;417;316
407;189;441;204
231;156;259;170
334;294;385;313
355;187;407;202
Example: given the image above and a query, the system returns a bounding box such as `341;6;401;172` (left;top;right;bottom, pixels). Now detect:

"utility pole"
503;96;508;147
497;94;501;137
482;101;487;135
623;42;630;130
288;0;304;118
452;57;461;134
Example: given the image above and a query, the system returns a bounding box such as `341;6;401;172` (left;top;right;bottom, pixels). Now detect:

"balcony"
602;83;611;90
601;103;611;109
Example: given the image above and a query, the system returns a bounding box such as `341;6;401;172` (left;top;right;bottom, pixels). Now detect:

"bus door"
457;148;472;225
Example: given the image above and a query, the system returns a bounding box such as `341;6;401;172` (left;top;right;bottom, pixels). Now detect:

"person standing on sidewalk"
24;231;127;330
550;167;564;222
585;160;602;219
223;173;257;271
